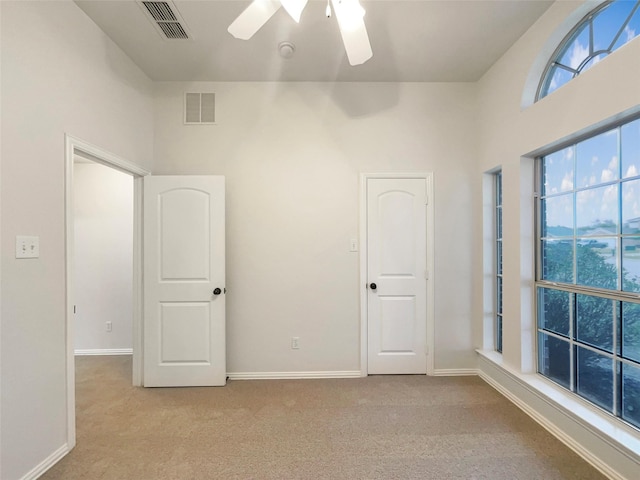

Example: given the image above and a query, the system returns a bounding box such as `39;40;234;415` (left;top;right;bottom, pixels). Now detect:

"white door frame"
64;134;150;448
359;172;435;376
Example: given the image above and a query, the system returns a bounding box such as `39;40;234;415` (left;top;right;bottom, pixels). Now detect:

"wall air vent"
185;93;216;125
139;1;191;40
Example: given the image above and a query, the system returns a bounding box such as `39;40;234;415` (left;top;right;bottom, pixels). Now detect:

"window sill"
476;349;640;462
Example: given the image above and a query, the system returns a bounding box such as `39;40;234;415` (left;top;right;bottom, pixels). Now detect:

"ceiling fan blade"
228;0;282;40
331;0;372;66
280;0;309;23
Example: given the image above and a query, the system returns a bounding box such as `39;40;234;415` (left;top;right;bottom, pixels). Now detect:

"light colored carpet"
41;356;606;479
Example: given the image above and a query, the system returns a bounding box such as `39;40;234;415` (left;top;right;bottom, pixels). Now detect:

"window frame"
495;171;503;353
534;115;640;430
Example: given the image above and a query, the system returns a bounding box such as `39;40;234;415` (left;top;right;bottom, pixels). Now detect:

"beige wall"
73;162;133;352
153;81;479;374
0;2;153;478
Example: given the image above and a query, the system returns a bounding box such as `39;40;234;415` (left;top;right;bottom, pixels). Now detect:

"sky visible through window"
540;0;640;99
542;119;640;286
543;118;640;243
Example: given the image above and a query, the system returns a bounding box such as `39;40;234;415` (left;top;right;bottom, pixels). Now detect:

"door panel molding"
359;172;435;376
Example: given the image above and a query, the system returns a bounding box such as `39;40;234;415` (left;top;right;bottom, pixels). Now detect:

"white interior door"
143;175;226;387
367;177;428;374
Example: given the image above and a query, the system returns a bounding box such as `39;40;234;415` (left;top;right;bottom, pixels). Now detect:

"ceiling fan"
228;0;373;66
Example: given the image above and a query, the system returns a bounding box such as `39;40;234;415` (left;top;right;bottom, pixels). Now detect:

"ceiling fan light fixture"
331;0;372;66
227;0;372;67
332;0;365;32
280;0;308;23
228;0;281;40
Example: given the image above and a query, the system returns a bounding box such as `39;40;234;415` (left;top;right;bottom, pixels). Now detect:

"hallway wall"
0;2;153;478
73;162;133;353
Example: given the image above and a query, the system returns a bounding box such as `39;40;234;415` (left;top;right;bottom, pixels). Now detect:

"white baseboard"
432;368;479;376
477;351;639;480
229;370;481;380
20;444;69;480
227;370;362;380
74;348;133;356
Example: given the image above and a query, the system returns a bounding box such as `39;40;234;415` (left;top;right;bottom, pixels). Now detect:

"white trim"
132;175;144;387
227;371;362;380
359;172;435;376
74;348;133;356
64;134;150;453
481;169;499;351
69;135;150;176
359;175;368;376
477;350;640;480
64;136;77;450
425;173;435;375
19;444;69;480
433;368;479;377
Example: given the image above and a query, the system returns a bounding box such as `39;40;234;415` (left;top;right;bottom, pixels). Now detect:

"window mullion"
570;293;576;392
495;171;503;353
608;2;640;51
612;302;619;416
536;280;640;303
553;62;579;75
588;16;594;56
573;200;577;286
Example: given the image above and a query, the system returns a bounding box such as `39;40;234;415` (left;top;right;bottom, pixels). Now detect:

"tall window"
536;117;640;429
496;171;503;353
538;0;640;100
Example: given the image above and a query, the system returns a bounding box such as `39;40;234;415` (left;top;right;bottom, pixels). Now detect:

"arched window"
538;0;640;100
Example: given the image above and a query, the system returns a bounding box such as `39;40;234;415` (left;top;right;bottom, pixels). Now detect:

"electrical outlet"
106;321;112;332
291;337;300;349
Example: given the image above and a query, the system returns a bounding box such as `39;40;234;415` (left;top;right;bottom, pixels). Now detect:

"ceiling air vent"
139;1;191;40
185;93;216;125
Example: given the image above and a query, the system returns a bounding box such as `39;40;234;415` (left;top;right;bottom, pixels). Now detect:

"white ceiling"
75;0;553;82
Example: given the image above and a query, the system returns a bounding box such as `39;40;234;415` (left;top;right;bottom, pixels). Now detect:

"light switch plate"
16;236;39;259
350;238;358;252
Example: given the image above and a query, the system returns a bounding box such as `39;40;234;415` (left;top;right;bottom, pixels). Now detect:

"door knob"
370;283;377;290
213;288;222;295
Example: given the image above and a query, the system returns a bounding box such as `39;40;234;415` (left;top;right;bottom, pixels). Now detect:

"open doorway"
64;135;149;449
73;158;133;355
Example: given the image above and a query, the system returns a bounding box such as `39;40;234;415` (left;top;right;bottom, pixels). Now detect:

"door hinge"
73;305;77;314
425;195;429;205
425;270;429;280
